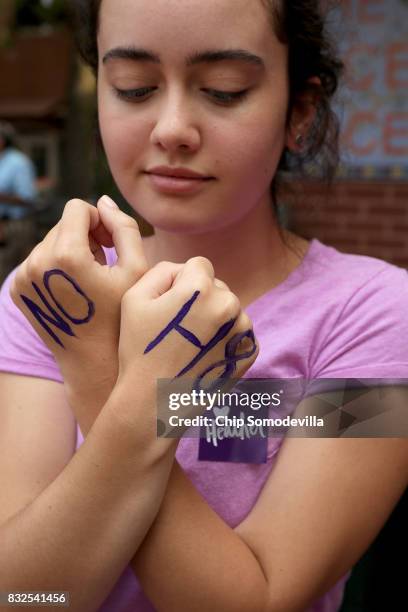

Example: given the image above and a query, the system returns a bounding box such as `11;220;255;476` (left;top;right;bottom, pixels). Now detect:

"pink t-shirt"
1;238;408;611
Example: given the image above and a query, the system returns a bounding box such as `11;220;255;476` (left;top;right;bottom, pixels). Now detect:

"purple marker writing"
20;269;95;348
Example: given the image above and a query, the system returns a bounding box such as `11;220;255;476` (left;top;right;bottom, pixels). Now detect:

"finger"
90;220;115;249
97;196;147;273
172;256;215;292
57;199;100;251
214;278;230;291
125;261;184;301
89;234;107;266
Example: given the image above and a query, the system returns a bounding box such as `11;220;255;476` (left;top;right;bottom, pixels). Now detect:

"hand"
110;257;259;442
10;197;148;432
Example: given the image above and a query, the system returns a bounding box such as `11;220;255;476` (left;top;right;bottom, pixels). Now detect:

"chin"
128;200;230;236
124;183;252;235
148;214;246;236
144;215;220;236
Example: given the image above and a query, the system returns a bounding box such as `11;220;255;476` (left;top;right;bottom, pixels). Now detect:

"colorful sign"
332;0;408;178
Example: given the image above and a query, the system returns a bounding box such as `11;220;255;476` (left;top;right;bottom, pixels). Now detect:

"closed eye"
113;87;249;105
202;89;249;104
114;86;157;100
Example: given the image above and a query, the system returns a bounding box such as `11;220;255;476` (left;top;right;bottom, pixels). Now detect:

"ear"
285;77;321;152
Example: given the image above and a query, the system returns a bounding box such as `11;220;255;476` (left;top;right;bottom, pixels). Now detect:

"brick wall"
287;181;408;269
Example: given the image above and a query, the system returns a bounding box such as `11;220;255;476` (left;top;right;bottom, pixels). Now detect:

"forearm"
131;462;270;612
66;374;268;611
0;387;173;612
0;192;31;207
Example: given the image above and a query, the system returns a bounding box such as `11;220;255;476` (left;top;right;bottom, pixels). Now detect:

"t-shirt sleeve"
0;267;62;383
11;158;37;201
311;264;408;379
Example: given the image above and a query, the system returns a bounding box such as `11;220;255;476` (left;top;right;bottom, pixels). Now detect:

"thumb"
97;195;147;273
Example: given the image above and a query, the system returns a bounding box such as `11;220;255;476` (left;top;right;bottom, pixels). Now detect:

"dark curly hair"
70;0;344;223
263;0;344;216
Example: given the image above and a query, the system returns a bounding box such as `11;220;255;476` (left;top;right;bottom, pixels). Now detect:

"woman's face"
97;0;290;234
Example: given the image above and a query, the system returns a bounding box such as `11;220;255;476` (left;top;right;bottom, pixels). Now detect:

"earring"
295;134;304;147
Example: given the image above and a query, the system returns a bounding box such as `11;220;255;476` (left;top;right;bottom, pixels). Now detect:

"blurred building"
2;1;405;270
0;26;73;192
0;0;88;281
289;0;408;269
0;0;152;235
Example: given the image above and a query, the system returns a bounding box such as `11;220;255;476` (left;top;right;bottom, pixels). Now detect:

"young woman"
0;1;407;610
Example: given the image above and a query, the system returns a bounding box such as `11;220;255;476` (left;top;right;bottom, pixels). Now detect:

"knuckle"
214;278;229;291
177;272;212;298
235;330;259;366
26;252;44;278
235;347;258;375
190;255;214;273
54;248;79;270
12;262;26;288
190;255;211;267
194;275;213;296
120;213;139;229
237;312;253;331
220;292;241;318
64;198;83;210
11;268;29;303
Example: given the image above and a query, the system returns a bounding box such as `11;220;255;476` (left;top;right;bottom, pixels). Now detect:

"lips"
145;171;214;195
145;166;212;180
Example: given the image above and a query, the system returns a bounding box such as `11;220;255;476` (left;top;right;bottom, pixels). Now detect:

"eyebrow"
102;47;265;69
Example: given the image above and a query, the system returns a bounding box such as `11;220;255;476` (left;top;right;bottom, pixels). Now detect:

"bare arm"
0;192;33;208
0;373;174;612
131;397;408;612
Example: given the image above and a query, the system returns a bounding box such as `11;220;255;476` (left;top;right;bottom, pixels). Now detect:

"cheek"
98;90;147;175
210;85;288;176
215;111;286;188
99;117;142;173
104;129;137;174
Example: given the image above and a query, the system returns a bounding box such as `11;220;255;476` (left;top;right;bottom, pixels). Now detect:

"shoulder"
305;238;404;288
245;239;408;379
4;148;34;171
309;239;408;317
0;267;62;382
306;241;408;378
295;239;408;319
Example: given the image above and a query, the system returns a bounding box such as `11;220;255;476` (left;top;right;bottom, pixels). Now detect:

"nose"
150;89;201;154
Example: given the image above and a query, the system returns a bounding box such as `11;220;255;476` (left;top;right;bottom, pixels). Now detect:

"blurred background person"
0;121;37;247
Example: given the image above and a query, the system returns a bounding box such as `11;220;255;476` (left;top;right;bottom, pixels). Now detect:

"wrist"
102;374;179;463
62;357;118;399
63;370;118;438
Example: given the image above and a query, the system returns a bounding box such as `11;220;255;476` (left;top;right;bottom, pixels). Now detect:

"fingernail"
100;195;118;209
